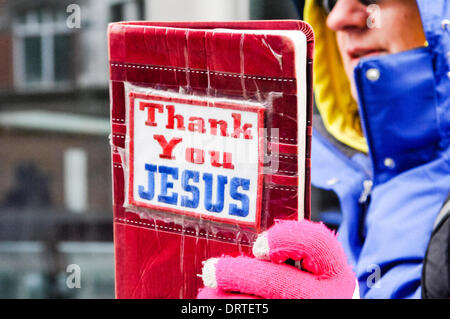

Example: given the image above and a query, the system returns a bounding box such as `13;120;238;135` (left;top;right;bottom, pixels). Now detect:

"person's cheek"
336;36;352;79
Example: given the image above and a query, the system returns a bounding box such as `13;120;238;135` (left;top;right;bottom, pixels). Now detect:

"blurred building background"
0;0;338;298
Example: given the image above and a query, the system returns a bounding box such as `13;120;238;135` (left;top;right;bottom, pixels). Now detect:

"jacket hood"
303;0;450;155
304;0;368;153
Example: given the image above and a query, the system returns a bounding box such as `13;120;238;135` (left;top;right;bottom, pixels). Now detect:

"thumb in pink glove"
197;220;359;299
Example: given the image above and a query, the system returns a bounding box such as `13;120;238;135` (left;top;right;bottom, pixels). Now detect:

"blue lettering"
203;173;227;213
137;164;252;218
157;165;178;205
229;177;250;217
181;170;200;209
138;164;157;200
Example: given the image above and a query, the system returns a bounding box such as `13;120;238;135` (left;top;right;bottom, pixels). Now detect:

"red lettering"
153;135;182;160
165;105;185;130
209;151;235;170
188;117;206;133
139;102;253;142
140;102;164;127
208;119;228;137
231;113;252;139
186;148;205;164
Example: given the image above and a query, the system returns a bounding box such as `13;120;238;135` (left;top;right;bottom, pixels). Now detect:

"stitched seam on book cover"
110;63;295;82
114;217;254;245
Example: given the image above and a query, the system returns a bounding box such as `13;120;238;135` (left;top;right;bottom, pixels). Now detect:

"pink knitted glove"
197;220;359;299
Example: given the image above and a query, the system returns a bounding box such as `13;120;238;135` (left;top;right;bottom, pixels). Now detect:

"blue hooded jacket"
308;0;450;298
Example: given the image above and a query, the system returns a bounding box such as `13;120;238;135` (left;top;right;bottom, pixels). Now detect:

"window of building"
136;0;146;20
249;0;302;19
12;7;75;90
109;0;145;23
110;3;125;22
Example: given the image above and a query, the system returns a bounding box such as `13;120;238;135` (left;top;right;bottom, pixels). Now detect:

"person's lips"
347;48;386;62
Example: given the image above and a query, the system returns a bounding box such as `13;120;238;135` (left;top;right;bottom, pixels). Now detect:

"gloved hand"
197;220;359;299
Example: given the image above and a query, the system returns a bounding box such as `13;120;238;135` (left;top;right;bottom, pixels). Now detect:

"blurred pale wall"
78;0;251;89
146;0;250;21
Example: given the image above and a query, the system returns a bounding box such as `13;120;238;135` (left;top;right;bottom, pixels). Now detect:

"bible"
108;20;314;298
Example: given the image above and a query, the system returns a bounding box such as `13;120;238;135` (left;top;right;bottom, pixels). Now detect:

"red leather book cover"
108;20;314;299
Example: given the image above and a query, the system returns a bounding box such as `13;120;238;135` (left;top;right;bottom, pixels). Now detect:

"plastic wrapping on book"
109;20;314;298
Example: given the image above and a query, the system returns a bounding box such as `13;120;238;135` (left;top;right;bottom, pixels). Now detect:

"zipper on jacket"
359;180;373;204
314;126;374;242
358;179;373;243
